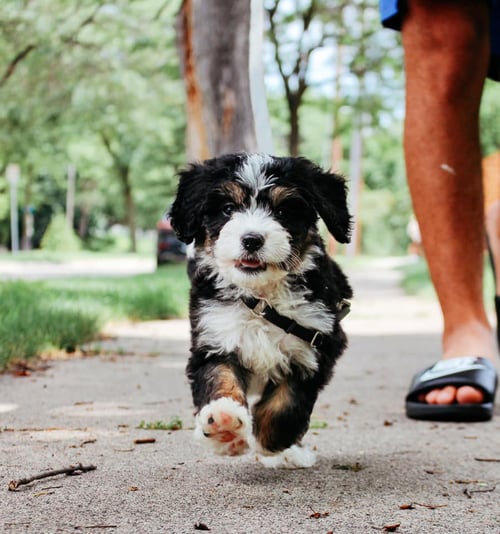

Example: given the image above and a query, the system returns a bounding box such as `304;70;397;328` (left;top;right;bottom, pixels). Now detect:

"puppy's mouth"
235;258;267;273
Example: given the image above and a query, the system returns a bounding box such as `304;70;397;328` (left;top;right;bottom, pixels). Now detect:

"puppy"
169;153;352;468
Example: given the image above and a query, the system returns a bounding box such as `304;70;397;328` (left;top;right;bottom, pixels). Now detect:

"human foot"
421;322;497;406
420;384;485;405
406;357;498;421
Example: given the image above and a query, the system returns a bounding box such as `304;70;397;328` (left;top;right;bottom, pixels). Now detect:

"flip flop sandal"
406;357;498;422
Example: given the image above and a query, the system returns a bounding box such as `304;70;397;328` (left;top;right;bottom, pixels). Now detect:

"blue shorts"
380;0;500;80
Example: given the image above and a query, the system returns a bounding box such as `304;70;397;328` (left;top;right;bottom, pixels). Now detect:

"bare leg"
402;0;496;405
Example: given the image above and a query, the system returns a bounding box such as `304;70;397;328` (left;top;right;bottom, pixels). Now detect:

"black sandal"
405;357;497;422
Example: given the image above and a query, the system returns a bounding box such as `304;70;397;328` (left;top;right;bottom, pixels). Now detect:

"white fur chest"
196;291;334;384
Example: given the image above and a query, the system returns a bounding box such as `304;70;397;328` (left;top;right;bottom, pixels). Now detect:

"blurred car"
156;218;186;266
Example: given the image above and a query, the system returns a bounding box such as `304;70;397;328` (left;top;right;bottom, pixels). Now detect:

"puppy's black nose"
241;232;264;252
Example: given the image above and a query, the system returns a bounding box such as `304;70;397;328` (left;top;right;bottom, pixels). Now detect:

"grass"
0;264;189;370
137;417;183;431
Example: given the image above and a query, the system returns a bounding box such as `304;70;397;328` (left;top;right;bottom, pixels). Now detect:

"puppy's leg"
253;377;318;468
189;360;253;456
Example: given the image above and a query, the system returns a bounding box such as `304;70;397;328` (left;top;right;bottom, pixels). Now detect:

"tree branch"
0;2;105;88
266;0;292;101
152;0;170;21
0;44;37;87
100;131;120;163
60;1;105;45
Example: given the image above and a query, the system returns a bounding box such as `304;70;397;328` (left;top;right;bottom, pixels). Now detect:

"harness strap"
241;297;350;350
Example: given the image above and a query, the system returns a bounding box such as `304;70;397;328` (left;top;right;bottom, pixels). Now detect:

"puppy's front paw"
194;397;253;456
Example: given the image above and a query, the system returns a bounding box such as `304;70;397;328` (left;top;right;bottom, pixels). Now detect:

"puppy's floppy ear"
308;164;352;244
169;163;208;244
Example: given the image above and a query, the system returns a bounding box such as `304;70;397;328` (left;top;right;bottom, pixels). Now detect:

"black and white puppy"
169;153;352;468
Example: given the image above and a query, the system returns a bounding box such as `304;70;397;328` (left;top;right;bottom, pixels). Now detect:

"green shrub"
40;212;82;252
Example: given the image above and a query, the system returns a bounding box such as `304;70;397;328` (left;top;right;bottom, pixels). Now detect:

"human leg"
401;0;496;407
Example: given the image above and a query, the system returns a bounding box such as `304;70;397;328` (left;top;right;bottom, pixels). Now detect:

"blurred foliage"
481;80;500;156
0;0;185;250
0;0;498;257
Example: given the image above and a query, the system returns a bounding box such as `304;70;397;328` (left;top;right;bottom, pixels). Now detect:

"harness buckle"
337;299;351;321
310;331;323;348
248;298;270;318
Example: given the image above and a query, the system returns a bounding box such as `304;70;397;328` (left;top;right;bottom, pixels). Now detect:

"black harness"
241;296;350;350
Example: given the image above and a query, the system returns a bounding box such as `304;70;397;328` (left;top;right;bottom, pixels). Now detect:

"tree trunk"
176;0;271;159
78;204;90;239
346;117;363;258
119;166;137;253
22;165;33;250
100;133;137;253
288;96;300;157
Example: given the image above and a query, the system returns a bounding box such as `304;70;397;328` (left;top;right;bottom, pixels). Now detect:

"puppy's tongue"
238;259;264;269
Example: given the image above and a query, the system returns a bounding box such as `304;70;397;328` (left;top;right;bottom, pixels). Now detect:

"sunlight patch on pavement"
0;403;18;413
25;429;95;442
52;402;152;418
156;361;186;369
103;319;190;340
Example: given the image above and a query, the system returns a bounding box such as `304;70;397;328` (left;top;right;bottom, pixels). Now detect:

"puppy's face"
170;154;351;290
205;176;317;288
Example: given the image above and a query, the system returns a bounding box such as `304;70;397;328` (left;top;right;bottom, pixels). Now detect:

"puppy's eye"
276;199;309;221
276;205;291;218
222;203;235;216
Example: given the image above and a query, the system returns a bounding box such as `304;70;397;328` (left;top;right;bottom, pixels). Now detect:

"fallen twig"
74;525;117;530
8;463;96;491
474;457;500;463
463;485;496;499
69;439;97;449
331;462;364;472
33;490;56;497
134;437;156;444
400;502;447;510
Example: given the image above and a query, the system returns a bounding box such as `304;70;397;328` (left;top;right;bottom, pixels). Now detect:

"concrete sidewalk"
0;256;156;280
1;259;499;533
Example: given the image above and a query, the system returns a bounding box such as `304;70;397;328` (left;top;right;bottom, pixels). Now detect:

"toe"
456;386;484;404
424;389;440;404
434;385;457;405
421;385;485;405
